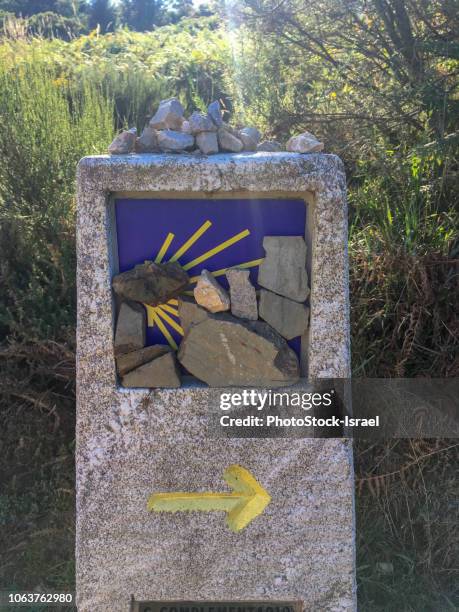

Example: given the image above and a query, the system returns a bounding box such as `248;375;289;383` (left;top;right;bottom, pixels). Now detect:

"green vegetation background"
0;2;457;610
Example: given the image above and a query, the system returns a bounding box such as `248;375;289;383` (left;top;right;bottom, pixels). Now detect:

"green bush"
0;61;114;339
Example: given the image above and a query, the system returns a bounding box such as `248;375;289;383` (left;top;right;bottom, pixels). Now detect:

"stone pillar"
76;153;356;611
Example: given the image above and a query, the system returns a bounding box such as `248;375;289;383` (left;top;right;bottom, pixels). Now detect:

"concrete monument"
76;152;355;611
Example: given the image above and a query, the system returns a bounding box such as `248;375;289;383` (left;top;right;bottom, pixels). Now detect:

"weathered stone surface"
188;111;217;134
114;302;145;356
259;289;309;340
257;140;282;152
76;153;354;612
121;351;181;388
112;261;189;306
207;99;223;127
149;97;184;130
217;128;243;153
178;296;209;333
196;131;219;155
135;126;159;153
116;344;170;377
108;128;136;154
157;129;194;152
258;236;309;302
240;126;261;143
193;269;230;313
239;131;257;151
178;313;300;387
181;120;191;134
225;268;257;320
286;131;324;153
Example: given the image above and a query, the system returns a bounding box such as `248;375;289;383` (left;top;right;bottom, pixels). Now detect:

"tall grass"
0;60;114;340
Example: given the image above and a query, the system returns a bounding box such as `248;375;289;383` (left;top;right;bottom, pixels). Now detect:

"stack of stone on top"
108;96;324;155
112;260;189;388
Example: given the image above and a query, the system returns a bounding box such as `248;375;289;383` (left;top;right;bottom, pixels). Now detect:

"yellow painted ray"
155;232;175;263
182;229;250;271
168;220;212;263
151;309;178;350
156;307;184;336
189;258;264;284
144;304;156;327
159;303;180;317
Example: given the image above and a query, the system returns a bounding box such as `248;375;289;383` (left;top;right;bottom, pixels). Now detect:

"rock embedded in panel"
149;97;184;131
217;128;243;153
259;289;309;340
257;140;282;152
207;100;223;127
193;269;230;313
188;111;217;134
122;351;181;388
226;268;258;320
286;131;324;153
258;236;309;302
157;129;195;152
108;128;137;154
112;261;189;306
135;126;159;153
116;344;171;377
178;296;210;333
196;131;219;155
114;302;146;356
178;314;300;387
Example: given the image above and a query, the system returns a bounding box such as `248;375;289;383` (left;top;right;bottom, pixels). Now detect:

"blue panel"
115;198;307;354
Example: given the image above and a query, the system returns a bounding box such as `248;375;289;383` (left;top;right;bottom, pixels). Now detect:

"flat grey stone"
114;302;145;356
121;351;181;388
239;131;257;151
286;131;324;153
149;97;184;130
108;128;136;154
188;111;217;134
258;236;309;302
116;344;171;376
135;126;159;153
178;313;299;387
259;289;309;340
257;140;282;152
178;296;209;333
112;261;189;306
207;99;223;127
196;131;219;155
194;269;230;313
226;268;257;320
157;129;195;152
240;126;261;143
217;128;243;153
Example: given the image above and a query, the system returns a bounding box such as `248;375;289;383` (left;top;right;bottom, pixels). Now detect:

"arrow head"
223;465;271;532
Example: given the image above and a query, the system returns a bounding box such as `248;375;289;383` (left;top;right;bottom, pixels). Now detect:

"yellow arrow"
147;465;271;532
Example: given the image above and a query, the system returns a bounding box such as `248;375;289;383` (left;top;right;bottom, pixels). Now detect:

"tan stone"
116;344;171;376
113;302;145;356
178;313;299;387
121;351;181;388
193;269;230;313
